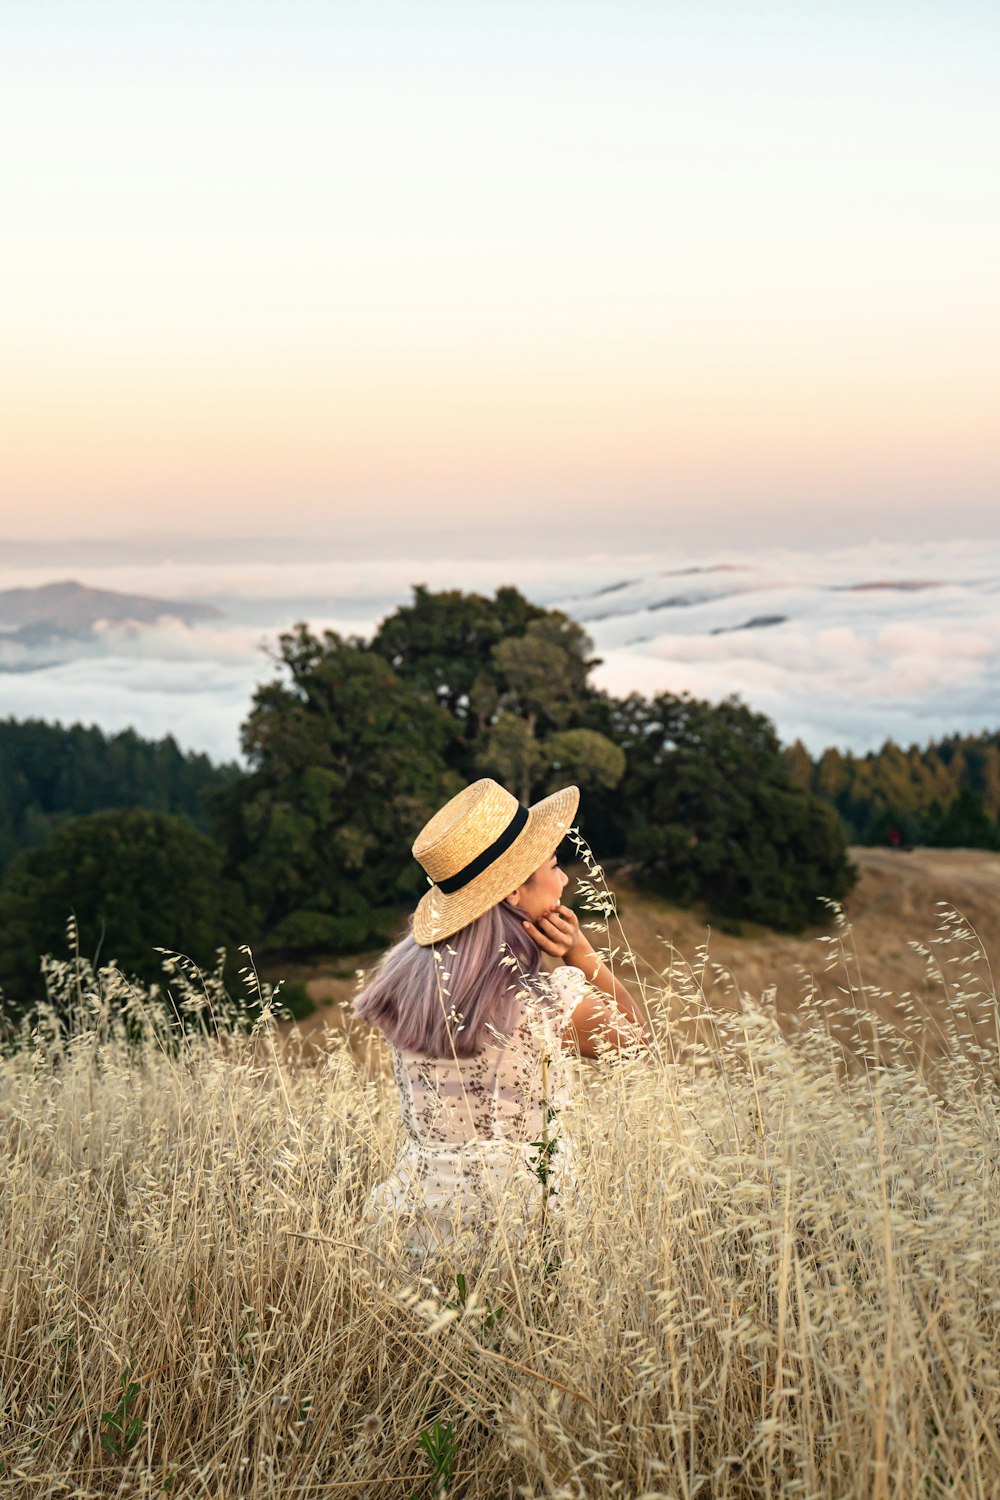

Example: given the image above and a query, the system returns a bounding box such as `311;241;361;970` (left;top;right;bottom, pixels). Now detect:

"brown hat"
411;778;580;946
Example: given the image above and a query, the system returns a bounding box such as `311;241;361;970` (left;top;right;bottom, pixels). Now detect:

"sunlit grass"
1;894;998;1498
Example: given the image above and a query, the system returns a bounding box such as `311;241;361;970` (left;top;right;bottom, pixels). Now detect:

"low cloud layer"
1;538;998;765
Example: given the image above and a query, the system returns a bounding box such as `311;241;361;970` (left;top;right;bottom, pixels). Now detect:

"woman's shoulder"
546;963;588;998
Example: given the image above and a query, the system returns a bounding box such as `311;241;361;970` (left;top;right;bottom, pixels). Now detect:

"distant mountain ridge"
0;579;223;663
0;579;221;653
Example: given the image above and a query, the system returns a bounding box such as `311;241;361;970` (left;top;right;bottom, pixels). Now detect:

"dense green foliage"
0;717;240;878
786;732;1000;849
204;624;463;955
584;694;855;930
0;809;249;1010
370;585;620;802
370;583;548;755
195;593;633;955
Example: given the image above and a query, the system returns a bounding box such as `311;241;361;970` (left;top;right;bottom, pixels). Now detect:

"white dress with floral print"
364;965;588;1253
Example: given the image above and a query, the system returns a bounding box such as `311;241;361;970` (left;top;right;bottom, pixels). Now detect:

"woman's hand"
522;903;592;962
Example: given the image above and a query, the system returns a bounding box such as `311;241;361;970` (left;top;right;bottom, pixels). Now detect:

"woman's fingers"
522;919;562;954
523;915;574;955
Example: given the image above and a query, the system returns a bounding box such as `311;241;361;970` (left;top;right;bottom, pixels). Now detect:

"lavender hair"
352;899;545;1059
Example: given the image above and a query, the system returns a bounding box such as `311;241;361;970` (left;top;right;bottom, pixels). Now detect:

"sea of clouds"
1;537;998;766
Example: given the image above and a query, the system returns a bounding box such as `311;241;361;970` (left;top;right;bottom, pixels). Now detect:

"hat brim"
411;784;580;946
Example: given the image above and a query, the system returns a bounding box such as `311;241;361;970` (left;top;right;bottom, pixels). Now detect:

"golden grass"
1;895;999;1499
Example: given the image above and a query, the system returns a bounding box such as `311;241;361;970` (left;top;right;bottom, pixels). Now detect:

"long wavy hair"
352;899;543;1059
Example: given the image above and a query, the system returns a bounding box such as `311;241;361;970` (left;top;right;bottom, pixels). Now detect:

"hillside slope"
274;847;1000;1060
603;846;1000;1025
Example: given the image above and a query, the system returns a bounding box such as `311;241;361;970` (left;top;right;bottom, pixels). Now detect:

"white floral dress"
364;965;588;1253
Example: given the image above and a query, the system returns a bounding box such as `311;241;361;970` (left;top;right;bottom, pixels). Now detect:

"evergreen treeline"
0;718;242;877
785;734;1000;849
0;586;858;1010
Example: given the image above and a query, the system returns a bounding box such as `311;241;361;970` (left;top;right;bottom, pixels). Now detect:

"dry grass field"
1;850;999;1497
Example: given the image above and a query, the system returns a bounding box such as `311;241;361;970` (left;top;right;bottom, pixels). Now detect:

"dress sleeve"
546;965;590;1029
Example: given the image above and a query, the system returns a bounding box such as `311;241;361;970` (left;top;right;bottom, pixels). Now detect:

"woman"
353;778;650;1253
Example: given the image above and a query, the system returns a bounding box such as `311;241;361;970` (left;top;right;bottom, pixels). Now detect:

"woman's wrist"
563;937;600;980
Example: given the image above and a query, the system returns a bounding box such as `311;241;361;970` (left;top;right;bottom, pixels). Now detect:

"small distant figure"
888;827;901;851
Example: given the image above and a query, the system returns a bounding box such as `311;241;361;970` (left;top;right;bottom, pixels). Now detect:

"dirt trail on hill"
273;847;1000;1063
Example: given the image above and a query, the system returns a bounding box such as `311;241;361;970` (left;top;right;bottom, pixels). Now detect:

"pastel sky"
2;1;998;551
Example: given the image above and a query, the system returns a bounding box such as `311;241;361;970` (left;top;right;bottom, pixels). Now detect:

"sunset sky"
2;1;998;553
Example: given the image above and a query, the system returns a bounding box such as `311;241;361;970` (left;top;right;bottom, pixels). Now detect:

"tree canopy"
599;693;855;930
368;585;613;795
370;583;548;746
205;624;462;954
0;809;249;1011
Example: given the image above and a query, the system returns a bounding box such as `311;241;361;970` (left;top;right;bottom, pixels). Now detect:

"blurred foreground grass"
1;904;998;1499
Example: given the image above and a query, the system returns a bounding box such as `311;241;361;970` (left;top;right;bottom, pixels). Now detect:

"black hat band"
435;803;530;894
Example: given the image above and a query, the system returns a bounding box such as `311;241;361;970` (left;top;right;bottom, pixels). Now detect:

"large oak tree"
206;625;461;954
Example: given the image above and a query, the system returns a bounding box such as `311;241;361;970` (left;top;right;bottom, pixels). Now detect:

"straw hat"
411;778;580;946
